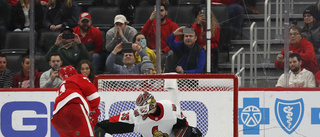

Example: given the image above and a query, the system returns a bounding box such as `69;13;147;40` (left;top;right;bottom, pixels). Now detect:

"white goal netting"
95;74;238;137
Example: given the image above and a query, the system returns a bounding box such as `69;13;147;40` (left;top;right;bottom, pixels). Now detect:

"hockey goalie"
94;91;202;137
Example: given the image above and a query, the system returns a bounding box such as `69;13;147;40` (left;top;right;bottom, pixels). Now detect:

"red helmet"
60;65;77;80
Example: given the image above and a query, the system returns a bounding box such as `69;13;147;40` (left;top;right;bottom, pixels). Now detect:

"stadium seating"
167;5;196;27
2;32;30;54
132;6;154;29
38;31;60;53
6;54;22;74
88;6;120;31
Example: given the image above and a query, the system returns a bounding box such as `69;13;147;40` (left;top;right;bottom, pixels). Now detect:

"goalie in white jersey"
94;91;202;137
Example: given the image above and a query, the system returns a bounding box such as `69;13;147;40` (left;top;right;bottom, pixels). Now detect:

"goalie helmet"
135;91;156;115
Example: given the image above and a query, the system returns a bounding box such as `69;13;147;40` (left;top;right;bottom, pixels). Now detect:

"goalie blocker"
174;126;202;137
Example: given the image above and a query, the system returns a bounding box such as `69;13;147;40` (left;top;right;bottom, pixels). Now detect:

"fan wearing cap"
94;91;202;137
45;26;91;67
105;14;138;53
73;12;104;72
51;65;101;137
301;5;320;54
166;26;205;74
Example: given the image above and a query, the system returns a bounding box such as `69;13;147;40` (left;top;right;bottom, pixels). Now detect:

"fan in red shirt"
73;12;104;72
275;25;319;75
51;65;100;137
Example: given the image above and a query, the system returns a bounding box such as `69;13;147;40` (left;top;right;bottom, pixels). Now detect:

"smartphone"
122;43;133;53
183;28;195;34
154;5;156;11
140;39;147;48
62;33;74;39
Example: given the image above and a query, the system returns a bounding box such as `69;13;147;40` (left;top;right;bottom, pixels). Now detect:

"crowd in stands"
3;0;320;88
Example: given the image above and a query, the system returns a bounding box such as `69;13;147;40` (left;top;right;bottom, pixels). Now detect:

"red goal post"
94;74;238;137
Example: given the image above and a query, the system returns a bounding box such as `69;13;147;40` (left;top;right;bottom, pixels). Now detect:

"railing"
231;47;245;87
275;0;283;39
250;22;257;87
264;0;271;62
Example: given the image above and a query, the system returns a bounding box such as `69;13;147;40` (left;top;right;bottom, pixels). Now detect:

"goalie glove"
174;126;202;137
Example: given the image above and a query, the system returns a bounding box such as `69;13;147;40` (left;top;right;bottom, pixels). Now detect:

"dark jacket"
43;0;80;29
10;1;43;31
301;22;320;54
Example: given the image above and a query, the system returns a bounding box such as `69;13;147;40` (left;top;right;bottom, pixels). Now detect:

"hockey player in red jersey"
94;91;202;137
51;65;101;137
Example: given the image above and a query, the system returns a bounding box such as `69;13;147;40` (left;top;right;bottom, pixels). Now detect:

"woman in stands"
132;33;157;73
43;0;80;31
10;0;43;32
13;56;41;88
191;10;220;73
301;5;320;55
77;59;95;83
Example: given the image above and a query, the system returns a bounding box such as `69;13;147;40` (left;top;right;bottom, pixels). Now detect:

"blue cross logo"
239;98;270;135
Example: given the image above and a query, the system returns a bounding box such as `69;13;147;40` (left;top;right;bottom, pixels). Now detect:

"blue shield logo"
275;98;304;134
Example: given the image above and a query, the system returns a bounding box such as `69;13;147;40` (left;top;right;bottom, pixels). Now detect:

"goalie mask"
135;91;156;115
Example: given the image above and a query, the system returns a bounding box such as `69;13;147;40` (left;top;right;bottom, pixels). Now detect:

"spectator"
40;0;48;6
276;53;315;87
0;54;14;88
43;0;80;31
166;27;205;74
13;56;41;88
73;12;103;72
45;27;91;67
141;56;155;74
105;42;148;74
141;3;179;54
192;10;220;73
301;5;320;54
105;14;137;53
7;0;17;6
77;59;95;83
0;0;11;46
40;53;63;88
10;0;43;32
241;0;258;14
315;0;320;21
275;25;319;75
211;0;244;40
132;33;157;73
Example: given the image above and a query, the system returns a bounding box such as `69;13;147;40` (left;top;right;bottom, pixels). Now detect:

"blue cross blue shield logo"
275;98;304;134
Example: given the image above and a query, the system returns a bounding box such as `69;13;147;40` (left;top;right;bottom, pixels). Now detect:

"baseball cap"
79;12;92;22
114;14;129;24
60;65;78;80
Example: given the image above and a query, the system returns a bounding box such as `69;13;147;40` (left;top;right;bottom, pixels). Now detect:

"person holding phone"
45;27;91;67
165;27;205;74
132;33;157;73
105;42;148;74
40;53;63;88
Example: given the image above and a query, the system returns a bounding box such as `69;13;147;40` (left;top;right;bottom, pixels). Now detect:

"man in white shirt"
40;53;63;88
276;53;316;87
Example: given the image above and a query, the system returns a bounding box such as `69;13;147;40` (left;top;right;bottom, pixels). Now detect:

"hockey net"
94;74;238;137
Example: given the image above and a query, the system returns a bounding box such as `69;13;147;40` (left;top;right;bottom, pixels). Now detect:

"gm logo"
239;98;270;135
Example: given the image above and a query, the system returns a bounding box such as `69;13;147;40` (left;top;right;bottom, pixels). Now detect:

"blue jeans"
92;53;102;72
228;4;244;37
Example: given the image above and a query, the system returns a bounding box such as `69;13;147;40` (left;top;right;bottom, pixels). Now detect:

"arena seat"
88;6;120;31
132;6;154;29
6;54;22;74
167;5;196;27
2;32;29;54
38;31;60;53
